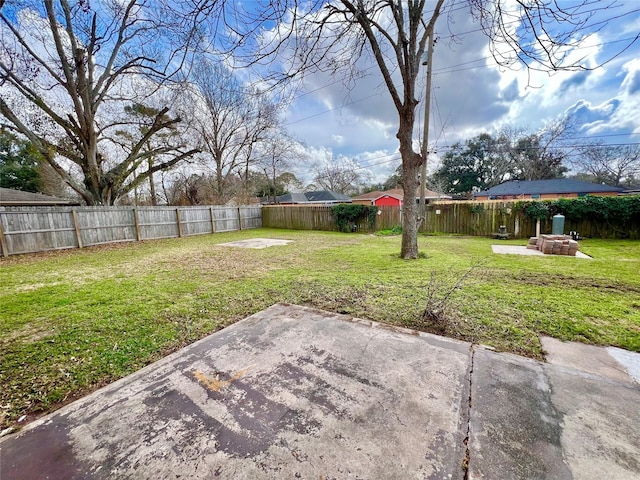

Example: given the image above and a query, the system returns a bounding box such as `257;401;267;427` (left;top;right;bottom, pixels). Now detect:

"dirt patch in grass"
0;323;53;345
492;271;640;294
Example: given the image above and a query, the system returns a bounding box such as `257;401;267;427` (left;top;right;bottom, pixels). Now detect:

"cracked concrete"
1;304;639;479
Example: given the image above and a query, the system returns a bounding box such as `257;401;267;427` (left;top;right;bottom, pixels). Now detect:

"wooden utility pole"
420;0;446;216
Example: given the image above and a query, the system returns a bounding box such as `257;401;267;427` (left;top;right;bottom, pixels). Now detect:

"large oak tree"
0;0;207;204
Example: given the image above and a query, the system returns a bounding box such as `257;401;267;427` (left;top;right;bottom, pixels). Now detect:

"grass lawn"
1;229;639;429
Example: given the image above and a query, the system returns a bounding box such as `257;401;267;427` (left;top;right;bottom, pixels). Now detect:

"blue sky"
253;1;640;186
1;1;638;191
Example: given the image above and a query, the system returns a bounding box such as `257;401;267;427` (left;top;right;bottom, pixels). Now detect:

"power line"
282;91;382;127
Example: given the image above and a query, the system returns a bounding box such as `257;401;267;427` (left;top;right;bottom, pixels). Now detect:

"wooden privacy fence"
421;201;639;239
261;202;639;239
0;205;262;257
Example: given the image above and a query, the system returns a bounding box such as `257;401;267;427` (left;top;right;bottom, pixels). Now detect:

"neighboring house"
274;190;352;205
0;187;80;207
473;179;625;201
352;188;451;206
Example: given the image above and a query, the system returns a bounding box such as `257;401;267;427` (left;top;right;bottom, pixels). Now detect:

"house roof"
304;190;352;202
352;190;404;201
275;192;309;204
0;187;79;206
274;190;351;204
352;188;451;202
475;179;625;197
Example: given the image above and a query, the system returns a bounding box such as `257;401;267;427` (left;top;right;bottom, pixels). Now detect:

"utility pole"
420;0;445;217
420;32;435;216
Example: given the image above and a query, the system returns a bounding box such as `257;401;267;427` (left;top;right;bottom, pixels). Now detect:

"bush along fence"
262;196;640;239
515;196;640;239
0;205;262;257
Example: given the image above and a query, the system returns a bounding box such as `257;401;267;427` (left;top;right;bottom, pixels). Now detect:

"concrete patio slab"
217;238;293;249
607;346;640;384
491;244;591;258
468;349;572;479
2;305;639;479
544;363;640;480
0;304;472;480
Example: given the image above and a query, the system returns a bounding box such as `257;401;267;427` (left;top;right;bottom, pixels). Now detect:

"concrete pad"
0;304;472;480
468;349;573;480
541;336;637;385
469;347;640;480
545;364;640;480
607;346;640;384
217;238;293;249
491;245;591;259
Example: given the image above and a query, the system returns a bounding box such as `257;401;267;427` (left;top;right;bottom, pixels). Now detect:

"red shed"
352;188;450;206
373;194;402;206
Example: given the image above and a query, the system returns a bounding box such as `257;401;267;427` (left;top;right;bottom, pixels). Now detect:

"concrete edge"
541;362;640;389
276;303;472;353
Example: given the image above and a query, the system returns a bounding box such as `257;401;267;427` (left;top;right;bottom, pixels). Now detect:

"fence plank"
133;208;141;241
0;214;8;257
72;210;83;248
176;209;183;238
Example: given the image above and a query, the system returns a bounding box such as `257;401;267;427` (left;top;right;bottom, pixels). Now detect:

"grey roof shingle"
304;190;351;202
274;192;309;203
275;190;351;204
475;179;624;197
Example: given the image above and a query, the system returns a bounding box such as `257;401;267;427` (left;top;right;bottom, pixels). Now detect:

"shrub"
331;204;378;232
516;196;640;223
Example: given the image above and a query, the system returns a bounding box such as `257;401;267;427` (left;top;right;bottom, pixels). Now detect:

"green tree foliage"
383;166;402;190
432;133;511;196
254;172;302;199
0;129;43;192
434;127;571;196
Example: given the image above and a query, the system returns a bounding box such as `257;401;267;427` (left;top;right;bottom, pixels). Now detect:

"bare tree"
313;157;370;196
573;144;640;187
259;130;306;203
501;118;575;181
0;0;204;204
187;58;278;204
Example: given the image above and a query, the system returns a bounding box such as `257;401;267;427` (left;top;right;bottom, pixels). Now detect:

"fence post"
132;208;141;241
210;206;216;233
237;206;243;230
0;212;8;257
71;209;83;248
176;208;183;237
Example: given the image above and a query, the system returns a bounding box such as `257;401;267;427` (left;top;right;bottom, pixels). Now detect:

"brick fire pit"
527;235;579;256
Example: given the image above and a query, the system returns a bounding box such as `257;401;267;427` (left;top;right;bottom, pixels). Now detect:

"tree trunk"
397;113;422;259
400;163;420;259
148;158;157;206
